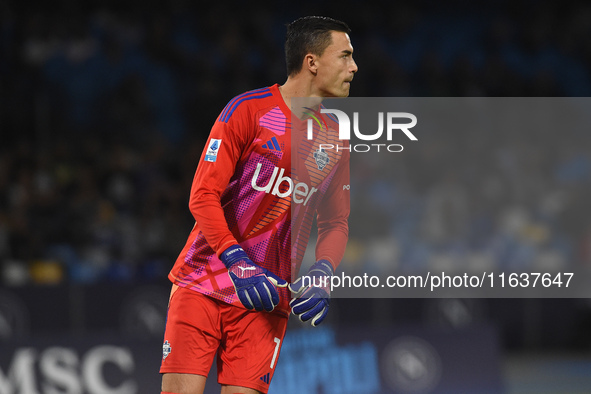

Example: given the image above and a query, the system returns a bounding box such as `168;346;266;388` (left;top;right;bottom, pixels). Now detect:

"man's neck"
279;77;323;118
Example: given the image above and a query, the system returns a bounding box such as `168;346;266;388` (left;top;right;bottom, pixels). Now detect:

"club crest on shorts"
313;148;330;171
162;340;172;360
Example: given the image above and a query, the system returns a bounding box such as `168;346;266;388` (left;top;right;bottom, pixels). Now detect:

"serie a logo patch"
205;139;222;162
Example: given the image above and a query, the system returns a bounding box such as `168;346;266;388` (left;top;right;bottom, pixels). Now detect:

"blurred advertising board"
0;324;500;393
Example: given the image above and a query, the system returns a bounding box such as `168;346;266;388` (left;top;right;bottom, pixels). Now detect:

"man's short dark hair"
285;16;351;77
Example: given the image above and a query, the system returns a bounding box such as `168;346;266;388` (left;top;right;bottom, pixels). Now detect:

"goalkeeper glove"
289;260;333;327
220;245;288;312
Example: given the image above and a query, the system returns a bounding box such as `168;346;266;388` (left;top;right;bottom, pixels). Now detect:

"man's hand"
289;260;333;327
220;245;287;312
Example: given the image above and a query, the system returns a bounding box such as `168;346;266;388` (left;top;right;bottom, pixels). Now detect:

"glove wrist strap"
220;244;247;268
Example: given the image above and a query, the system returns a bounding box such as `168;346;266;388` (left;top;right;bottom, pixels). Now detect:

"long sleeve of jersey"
189;110;253;256
315;147;350;269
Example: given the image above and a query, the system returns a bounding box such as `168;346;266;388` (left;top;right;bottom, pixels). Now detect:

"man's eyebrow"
341;50;353;55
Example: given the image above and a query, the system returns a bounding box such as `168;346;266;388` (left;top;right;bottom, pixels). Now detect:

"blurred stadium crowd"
2;0;591;286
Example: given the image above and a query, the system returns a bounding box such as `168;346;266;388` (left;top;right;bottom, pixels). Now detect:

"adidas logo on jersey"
251;163;317;206
262;136;282;151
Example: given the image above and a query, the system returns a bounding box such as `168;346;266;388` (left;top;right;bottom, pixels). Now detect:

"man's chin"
342;84;352;97
323;87;350;98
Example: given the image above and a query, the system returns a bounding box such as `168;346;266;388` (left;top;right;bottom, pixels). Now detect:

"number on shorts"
270;337;281;369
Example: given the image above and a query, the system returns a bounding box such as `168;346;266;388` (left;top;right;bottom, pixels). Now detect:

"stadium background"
2;0;591;392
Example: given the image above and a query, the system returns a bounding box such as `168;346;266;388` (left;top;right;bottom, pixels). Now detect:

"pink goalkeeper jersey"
169;84;350;316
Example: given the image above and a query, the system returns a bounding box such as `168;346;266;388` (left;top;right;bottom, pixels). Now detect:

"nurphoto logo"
307;109;418;153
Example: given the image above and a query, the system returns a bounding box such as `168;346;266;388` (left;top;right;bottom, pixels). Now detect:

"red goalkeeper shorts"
160;285;289;393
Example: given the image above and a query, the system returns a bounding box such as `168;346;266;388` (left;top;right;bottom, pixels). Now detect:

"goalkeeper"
160;15;356;394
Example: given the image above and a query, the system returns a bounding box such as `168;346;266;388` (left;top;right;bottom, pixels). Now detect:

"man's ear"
305;54;318;75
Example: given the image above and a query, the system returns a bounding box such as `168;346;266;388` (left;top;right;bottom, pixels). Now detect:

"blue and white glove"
289;260;333;326
220;245;288;312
